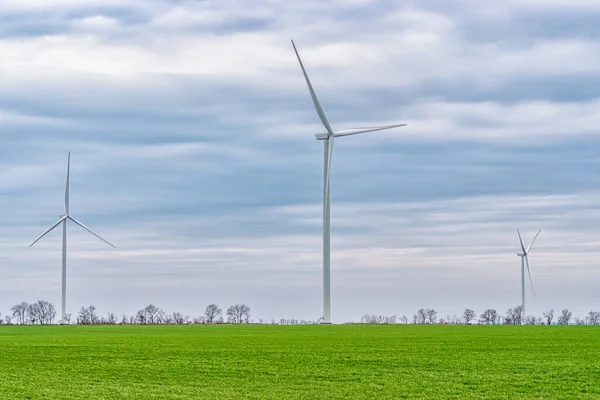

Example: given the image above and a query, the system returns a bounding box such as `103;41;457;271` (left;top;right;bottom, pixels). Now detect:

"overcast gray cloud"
1;0;599;323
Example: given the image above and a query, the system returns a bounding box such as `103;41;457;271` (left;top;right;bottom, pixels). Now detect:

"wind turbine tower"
291;40;407;323
30;152;115;323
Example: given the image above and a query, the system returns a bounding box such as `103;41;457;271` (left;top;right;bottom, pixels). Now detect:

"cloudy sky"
1;0;600;323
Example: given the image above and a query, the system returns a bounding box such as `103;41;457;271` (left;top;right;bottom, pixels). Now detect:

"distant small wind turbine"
291;40;407;324
516;229;541;325
30;152;115;323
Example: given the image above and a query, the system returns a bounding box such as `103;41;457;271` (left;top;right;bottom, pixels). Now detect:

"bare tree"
463;309;476;324
11;302;28;325
4;315;11;325
480;309;498;325
135;310;147;324
155;309;166;324
589;311;600;325
204;304;222;324
78;307;91;325
107;313;117;325
27;311;37;325
361;315;397;324
361;315;375;324
226;304;251;323
161;313;173;324
543;309;554;325
89;306;99;324
27;300;56;325
240;304;251;323
525;316;537;325
172;312;189;325
491;310;499;325
505;306;523;325
557;309;572;325
416;308;427;324
77;306;99;325
142;304;163;324
426;309;437;324
399;315;408;324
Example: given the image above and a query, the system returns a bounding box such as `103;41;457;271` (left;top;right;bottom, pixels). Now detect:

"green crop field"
0;325;598;399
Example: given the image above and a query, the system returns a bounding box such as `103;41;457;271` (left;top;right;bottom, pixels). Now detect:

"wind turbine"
291;40;407;324
516;229;541;325
30;152;115;323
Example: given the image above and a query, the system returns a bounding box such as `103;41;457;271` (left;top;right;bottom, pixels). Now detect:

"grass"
0;325;599;399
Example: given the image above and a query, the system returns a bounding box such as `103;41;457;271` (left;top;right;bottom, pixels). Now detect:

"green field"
0;325;598;399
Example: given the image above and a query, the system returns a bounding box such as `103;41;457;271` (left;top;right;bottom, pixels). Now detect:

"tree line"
1;301;599;325
361;306;600;325
0;301;252;325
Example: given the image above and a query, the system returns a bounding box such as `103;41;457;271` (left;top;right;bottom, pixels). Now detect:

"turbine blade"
30;216;67;247
65;151;71;214
526;229;542;254
524;255;537;302
291;40;335;136
68;216;115;248
517;229;526;254
333;124;407;137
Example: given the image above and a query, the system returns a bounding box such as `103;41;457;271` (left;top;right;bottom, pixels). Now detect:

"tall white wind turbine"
516;229;541;324
292;40;407;324
30;152;115;323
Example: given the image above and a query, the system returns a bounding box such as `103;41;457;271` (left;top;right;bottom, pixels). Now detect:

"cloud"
0;108;70;127
71;15;121;30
